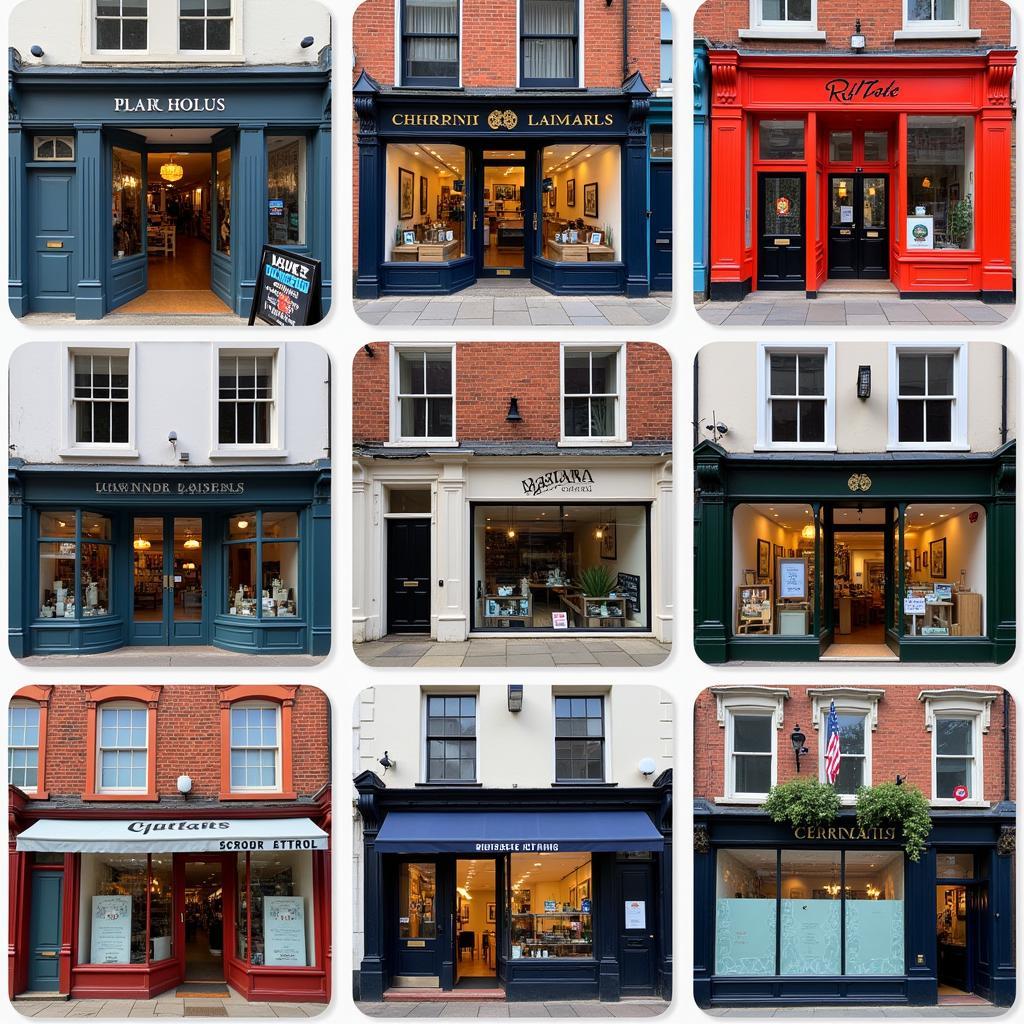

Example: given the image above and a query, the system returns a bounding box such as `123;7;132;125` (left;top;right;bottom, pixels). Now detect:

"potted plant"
855;781;932;861
947;195;973;249
578;565;617;599
762;778;840;827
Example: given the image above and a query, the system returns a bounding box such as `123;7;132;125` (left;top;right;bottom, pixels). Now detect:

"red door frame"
174;853;237;984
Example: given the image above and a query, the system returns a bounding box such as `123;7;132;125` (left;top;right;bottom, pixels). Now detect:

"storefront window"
542;144;621;261
226;511;299;618
781;850;841;975
216;147;231;255
241;851;314;966
74;353;130;445
97;0;148;50
38;511;113;620
902;503;985;637
731;504;816;637
385;144;466;263
759;120;804;160
112;147;143;259
844;851;904;975
267;137;306;245
472;504;649;630
715;849;777;976
89;855;149;964
8;702;40;791
399;862;437;939
150;855;173;962
907;116;974;249
510;852;592;958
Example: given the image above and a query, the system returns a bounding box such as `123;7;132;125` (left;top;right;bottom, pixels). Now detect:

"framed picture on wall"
584;181;598;218
757;538;771;580
930;537;947;579
914;549;921;571
495;183;516;202
549;186;557;209
600;523;617;560
579;879;590;901
774;543;784;565
419;175;427;216
483;187;491;200
487;903;496;923
922;551;929;568
567;178;576;207
398;167;414;220
956;889;967;919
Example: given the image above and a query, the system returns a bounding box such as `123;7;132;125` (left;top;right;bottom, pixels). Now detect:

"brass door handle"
38;951;56;958
472;211;478;230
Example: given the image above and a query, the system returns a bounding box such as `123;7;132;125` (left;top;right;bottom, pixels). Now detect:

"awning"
16;817;329;854
374;811;663;854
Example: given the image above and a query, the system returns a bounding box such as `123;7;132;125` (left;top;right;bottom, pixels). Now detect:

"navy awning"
374;810;663;854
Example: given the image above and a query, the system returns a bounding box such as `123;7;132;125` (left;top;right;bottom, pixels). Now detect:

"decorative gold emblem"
847;473;872;492
488;109;518;131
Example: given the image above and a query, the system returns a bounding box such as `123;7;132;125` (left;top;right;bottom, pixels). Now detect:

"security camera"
168;431;178;443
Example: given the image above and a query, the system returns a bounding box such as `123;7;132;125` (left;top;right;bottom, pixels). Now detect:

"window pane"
716;849;777;975
781;850;841;975
907;116;974;248
179;18;204;48
734;715;772;753
424;351;452;393
564;352;590;393
799;400;824;443
863;131;888;162
900;354;926;396
759;121;804;160
735;754;771;793
928;354;955;395
829;131;852;162
262;541;299;617
898;400;925;443
267;138;305;245
112;148;143;259
92;855;148;964
786;0;811;18
926;400;952;443
797;355;824;396
206;18;231;49
834;755;863;795
510;852;592;957
399;862;437;939
81;543;111;616
845;851;904;974
937;758;970;797
836;713;865;755
937;718;972;755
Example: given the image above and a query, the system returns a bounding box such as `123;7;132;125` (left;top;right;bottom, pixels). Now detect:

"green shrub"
948;196;973;248
578;565;616;597
855;782;932;861
762;778;840;827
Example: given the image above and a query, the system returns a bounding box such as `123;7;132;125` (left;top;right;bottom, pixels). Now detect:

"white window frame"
713;687;788;803
420;687;480;783
96;700;149;795
228;700;283;794
895;0;980;40
756;343;836;451
559;343;629;446
739;0;826;40
210;344;287;458
887;343;968;452
93;0;149;54
59;343;138;458
394;0;464;88
551;692;607;784
33;136;76;162
809;688;884;805
178;0;234;53
920;689;996;808
388;343;458;447
8;699;41;795
515;0;585;89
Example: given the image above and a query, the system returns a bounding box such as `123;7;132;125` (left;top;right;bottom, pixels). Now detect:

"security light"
176;775;193;797
508;685;524;713
857;365;871;399
30;45;45;58
850;20;866;51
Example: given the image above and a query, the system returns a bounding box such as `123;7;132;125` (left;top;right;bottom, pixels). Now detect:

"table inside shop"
390;240;460;263
559;592;627;628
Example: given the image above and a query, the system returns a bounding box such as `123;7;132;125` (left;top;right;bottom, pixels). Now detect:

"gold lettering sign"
390;113;482;127
391;110;616;131
793;825;897;841
527;112;615;128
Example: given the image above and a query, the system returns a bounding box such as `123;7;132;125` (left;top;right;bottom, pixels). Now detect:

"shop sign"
263;896;308;966
94;481;246;495
475;842;561;852
793;825;897;840
906;216;934;250
114;97;227;113
521;469;595;496
386;107;624;135
552;611;569;629
824;78;900;103
91;895;132;964
250;244;323;327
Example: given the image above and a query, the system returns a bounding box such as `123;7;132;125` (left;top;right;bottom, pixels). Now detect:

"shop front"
9;805;330;1002
352;449;673;644
693;806;1016;1007
706;51;1015;301
693;441;1015;664
8;53;332;320
8;463;331;658
354;772;672;1002
353;71;655;299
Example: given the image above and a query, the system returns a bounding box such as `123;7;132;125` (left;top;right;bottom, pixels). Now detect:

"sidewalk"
19;312;245;327
355;282;672;327
354;636;671;668
703;1009;1005;1018
13;997;325;1019
356;999;669;1018
18;646;324;667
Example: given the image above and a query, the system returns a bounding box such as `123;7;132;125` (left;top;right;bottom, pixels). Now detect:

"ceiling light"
133;536;151;550
159;158;184;183
237;519;249;529
184;537;200;549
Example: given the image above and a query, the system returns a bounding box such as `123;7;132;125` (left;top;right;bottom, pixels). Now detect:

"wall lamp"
506;397;523;423
638;757;657;778
300;36;315;49
30;45;45;58
791;725;808;772
378;751;396;772
896;774;906;786
508;685;524;713
363;344;374;358
857;365;871;399
850;19;865;51
176;775;193;798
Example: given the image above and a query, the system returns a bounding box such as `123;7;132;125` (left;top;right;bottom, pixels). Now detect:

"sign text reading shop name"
824;78;901;103
95;481;245;495
391;112;615;128
126;820;318;850
115;97;227;113
522;468;594;496
793;825;898;840
475;842;561;852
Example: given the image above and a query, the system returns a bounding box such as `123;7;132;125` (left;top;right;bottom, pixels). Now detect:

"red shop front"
707;51;1015;301
8;800;331;1004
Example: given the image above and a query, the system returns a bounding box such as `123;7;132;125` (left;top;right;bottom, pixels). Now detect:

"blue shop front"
693;804;1016;1008
692;43;710;301
8;463;331;658
353;70;655;299
8;48;332;321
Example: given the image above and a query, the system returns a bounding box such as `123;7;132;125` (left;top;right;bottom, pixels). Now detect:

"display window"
907;116;975;250
266;137;306;246
541;144;621;262
236;850;317;967
215;147;232;256
510;852;593;959
112;147;143;260
225;510;300;619
472;503;649;631
385;143;466;263
38;510;113;620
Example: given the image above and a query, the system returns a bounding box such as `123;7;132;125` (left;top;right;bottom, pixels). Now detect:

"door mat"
184;1004;228;1016
175;983;230;997
454;977;501;989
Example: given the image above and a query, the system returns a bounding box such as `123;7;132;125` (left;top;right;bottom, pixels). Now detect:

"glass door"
757;173;805;290
395;861;444;983
477;150;531;278
210;129;236;312
108;129;149;311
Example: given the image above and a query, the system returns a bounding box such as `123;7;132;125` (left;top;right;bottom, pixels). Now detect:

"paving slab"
494;297;528;310
559;299;602;317
379;311;423;326
528;308;573;325
593;306;648;326
570;316;613;326
415;656;467;667
958;306;1008;323
493;311;533;325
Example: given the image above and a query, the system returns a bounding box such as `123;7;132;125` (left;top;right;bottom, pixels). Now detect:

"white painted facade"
8;341;330;467
9;0;331;66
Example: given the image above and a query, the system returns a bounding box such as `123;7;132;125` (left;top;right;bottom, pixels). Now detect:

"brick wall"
694;685;1014;804
352;342;673;442
693;0;1011;50
39;686;330;800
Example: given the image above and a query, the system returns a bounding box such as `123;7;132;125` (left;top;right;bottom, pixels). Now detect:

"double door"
827;173;889;279
130;515;207;646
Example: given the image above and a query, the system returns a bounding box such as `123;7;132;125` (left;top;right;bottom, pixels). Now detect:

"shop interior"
145;150;213;292
385;142;466;263
936;883;970;993
455;859;497;987
483;151;526;270
510;852;593;960
542;144;620;262
473;504;647;630
132;517;204;622
184;860;225;982
832;522;886;646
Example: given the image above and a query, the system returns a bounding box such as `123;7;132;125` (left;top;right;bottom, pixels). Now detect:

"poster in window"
398;167;415;221
584;182;599;218
906;216;934;250
624;900;646;929
567;178;576;207
600;523;617;560
263;896;308;967
929;537;946;579
757;538;771;580
419;175;428;216
777;558;807;600
91;895;132;964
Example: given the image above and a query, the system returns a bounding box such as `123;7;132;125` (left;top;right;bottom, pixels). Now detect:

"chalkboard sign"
249;244;322;327
616;572;641;616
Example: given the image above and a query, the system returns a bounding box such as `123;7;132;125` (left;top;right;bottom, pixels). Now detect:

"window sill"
84;792;159;802
931;799;990;808
753;444;837;453
738;27;827;40
209;448;288;459
384;440;459;448
82;53;246;64
220;791;297;801
59;447;139;459
414;781;483;787
887;444;970;453
893;28;982;40
714;795;769;805
557;439;631;448
551;781;617;787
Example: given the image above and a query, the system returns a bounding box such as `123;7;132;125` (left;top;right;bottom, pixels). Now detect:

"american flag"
825;700;842;785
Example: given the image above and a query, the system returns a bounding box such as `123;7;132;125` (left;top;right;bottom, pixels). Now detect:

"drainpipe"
1003;689;1010;803
622;0;630;80
693;354;700;448
326;357;332;459
1001;346;1008;444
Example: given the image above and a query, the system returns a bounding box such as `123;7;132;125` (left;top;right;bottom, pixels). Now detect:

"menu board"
249;245;322;327
264;896;308;967
616;572;641;615
91;895;132;964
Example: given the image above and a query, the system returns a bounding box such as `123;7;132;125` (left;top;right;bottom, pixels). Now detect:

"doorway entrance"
28;167;78;313
386;518;431;634
832;529;887;646
481;152;528;276
616;858;656;996
130;516;206;646
757;173;805;289
937;883;974;995
182;860;225;982
27;864;64;991
455;859;497;989
827;173;889;280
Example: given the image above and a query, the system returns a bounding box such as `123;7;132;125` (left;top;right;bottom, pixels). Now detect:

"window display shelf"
561;594;626;627
479;594;532;627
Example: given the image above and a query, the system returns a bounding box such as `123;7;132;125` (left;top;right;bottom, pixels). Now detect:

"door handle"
472;211;478;230
533;212;538;231
402;580;419;588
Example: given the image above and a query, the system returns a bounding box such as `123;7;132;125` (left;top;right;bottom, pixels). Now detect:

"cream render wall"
697;342;1014;454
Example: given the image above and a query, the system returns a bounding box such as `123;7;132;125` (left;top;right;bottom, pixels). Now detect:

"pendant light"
133;536;151;550
184;534;201;549
801;523;816;540
160;157;185;183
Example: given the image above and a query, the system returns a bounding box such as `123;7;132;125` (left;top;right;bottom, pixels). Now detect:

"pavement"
12;995;326;1019
18;646;324;667
356;999;669;1018
354;282;673;327
703;1009;1005;1018
18;313;246;327
354;636;671;668
696;295;1011;327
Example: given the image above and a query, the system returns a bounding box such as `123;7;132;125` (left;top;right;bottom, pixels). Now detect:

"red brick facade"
694;685;1014;805
352;342;673;443
19;685;330;802
693;0;1011;50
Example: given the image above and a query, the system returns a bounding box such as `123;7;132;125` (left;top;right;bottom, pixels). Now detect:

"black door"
827;174;889;280
649;161;672;291
616;861;656;996
387;519;431;633
757;174;805;290
394;861;444;983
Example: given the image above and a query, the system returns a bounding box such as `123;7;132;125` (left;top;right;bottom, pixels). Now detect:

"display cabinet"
479;595;532;627
562;594;627;627
510;912;593;959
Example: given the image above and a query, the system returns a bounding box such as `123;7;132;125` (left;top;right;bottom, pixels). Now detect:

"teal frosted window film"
845;901;904;974
716;899;777;975
780;898;841;975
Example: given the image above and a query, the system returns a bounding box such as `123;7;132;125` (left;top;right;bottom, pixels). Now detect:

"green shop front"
693;441;1015;664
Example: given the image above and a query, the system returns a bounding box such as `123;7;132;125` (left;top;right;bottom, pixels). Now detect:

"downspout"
1003;689;1010;803
326;356;332;459
1001;345;1008;444
693;354;700;448
622;0;630;80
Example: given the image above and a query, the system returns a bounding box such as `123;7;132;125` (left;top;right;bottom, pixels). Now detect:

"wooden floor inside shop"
117;236;232;315
483;238;524;269
834;623;885;645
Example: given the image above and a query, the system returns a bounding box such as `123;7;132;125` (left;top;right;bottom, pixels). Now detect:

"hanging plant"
762;778;840;828
855;782;932;862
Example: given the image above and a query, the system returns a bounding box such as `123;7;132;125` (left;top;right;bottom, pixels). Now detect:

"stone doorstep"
384;989;506;1002
15;994;71;1002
